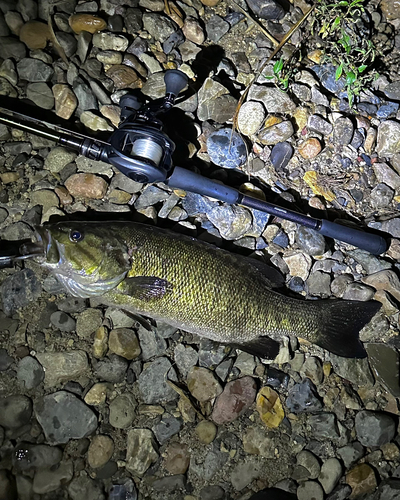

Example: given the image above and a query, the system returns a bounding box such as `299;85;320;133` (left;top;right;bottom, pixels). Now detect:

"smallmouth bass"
33;221;380;358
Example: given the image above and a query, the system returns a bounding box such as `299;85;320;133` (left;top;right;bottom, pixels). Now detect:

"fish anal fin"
122;276;173;301
231;336;280;359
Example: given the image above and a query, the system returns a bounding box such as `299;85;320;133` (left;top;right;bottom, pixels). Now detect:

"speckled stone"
65;173;108;200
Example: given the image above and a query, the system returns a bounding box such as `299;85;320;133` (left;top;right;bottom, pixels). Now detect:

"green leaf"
346;71;356;85
358;64;367;73
333;16;341;29
273;59;284;75
264;75;274;80
335;64;343;80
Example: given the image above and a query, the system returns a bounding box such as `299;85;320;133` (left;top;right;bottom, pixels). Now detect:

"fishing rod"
0;69;387;256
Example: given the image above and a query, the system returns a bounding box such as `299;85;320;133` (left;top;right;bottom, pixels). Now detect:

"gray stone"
36;351;88;387
17;356;44;390
0;348;13;371
319;458;342;494
286;378;323;413
207;128;247;169
383;81;400;100
174;344;198;378
50;311;76;332
329;354;374;386
152;475;187;492
373;163;400;189
312;64;346;94
246;0;286;20
35;391;97;444
296;226;326;255
366;343;400;397
17;58;53;82
73;81;98;115
333;116;354;146
190;443;229;481
152;413;182;444
371;183;394;207
306;271;331;298
134;185;169;209
206;15;229;42
337;442;364;469
109;393;136;429
207;204;252;240
248;85;296;114
297;481;324;500
76;308;103;338
44;146;77;174
67;475;105;500
1;269;42;316
308;114;333;135
199;485;226;500
356;410;396;447
94;354;128;383
257;120;294;145
270;142;294;170
0;395;32;429
92;32;129;51
0;37;26;60
342;282;375;301
138;357;178;404
230;459;260;491
296;450;320;480
13;442;62;472
237;100;266;136
308;413;340;440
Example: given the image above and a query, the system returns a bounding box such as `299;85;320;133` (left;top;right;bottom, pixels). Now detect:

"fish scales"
34;221;381;358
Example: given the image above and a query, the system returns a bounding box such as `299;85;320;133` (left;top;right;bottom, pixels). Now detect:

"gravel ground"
2;0;400;499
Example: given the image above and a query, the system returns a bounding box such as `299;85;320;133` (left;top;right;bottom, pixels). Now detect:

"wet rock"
50;311;76;332
137;326;167;361
312;64;346;94
13;442;62;472
17;356;44;390
36;351;88;387
126;428;158;476
296;450;320;480
0;395;32;429
143;12;178;42
333;116;354;146
207;204;252;239
67;474;104;500
152;413;182;444
283;251;312;280
270;141;294;170
87;435;114;468
138;357;178;404
17;58;53;82
35;391;97;444
109;393;136;429
346;463;377;498
65;173;108;199
297;481;324;500
1;269;41;316
373;162;400;189
195;420;217;444
329;354;374;386
355;410;396;447
187;366;223;402
53;84;78;120
230;459;261;491
108;328;140;360
69;13;107;34
249;85;296;114
92;32;128;51
286;378;323;413
258;120;294;145
319;458;342;494
212;376;256;424
366;343;400;397
377;120;400;156
246;0;286;20
207;128;247;168
296;226;326;255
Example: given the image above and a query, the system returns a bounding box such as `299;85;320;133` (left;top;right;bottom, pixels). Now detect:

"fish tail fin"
315;300;381;358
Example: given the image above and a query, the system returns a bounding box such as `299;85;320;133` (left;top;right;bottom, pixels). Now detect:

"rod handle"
319;219;387;255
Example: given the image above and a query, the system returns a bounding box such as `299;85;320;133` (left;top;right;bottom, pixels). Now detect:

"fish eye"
69;229;84;242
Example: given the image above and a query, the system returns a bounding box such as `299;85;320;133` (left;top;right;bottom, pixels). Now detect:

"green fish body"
35;221;380;358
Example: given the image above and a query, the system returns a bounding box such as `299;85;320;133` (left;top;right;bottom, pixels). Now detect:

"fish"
30;220;381;359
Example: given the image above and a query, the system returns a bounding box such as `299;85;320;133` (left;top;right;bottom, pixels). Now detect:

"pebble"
295;226;326;256
17;356;44;390
13;442;63;472
362;269;400;301
377;120;400;156
319;458;342;494
84;382;111;406
296;450;321;479
94;354;128;383
329;354;374;387
35;391;97;444
35;350;88;387
286;378;323;413
50;311;76;332
53;84;78;119
126;428;159;476
207;128;247;169
333;116;354;146
0;395;32;429
164;442;190;474
298;138;322;159
206;15;230;42
270;142;294;170
366;343;400;397
108;328;141;360
75;308;103;338
195;420;217;444
256;386;285;428
137;326;167;361
87;435;114;468
283;252;312;280
106;65;143;90
1;269;41;316
346;463;377;497
32;462;73;494
212;376;256;424
109;393;136;429
152;413;182;444
257;120;294;145
138;357;178;404
17;58;53;82
297;481;324;500
69;13;107;34
237;101;266;136
174;344;199;378
0;349;13;371
65;173;108;200
300;356;324;385
92;32;128;51
355;410;396;447
19;21;50;50
183;17;205;45
373;162;400;189
187;366;223;402
230;459;261;491
248;85;296;114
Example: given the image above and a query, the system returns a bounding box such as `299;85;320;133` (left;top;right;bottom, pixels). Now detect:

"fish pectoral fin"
122;276;173;301
231;336;280;359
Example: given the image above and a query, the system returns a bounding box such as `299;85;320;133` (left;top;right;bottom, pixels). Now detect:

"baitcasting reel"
0;69;389;255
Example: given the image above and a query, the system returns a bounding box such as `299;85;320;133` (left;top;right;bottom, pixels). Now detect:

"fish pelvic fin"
316;300;381;358
230;336;280;359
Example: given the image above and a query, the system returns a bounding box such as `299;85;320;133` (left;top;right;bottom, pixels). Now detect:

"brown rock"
298;137;322;159
182;17;205;45
53;84;78;120
88;435;114;468
164;442;190;474
346;464;377;498
380;0;400;21
65;173;108;199
200;0;220;5
108;328;141;360
106;65;143;90
212;376;257;424
187;367;222;403
69;14;107;35
19;21;50;50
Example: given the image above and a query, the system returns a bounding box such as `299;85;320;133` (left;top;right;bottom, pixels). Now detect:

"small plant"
311;0;379;107
263;58;291;90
